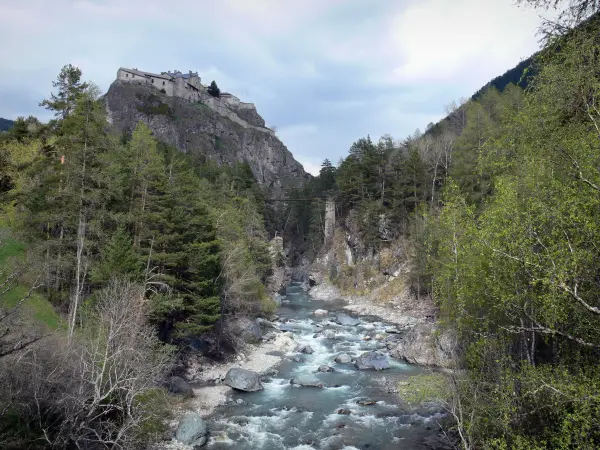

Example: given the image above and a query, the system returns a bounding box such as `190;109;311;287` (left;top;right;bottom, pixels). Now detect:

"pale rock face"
104;81;309;194
390;322;457;369
273;333;297;353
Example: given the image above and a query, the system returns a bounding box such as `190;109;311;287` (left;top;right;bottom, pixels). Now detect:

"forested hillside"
0;118;14;132
0;66;279;448
296;4;600;448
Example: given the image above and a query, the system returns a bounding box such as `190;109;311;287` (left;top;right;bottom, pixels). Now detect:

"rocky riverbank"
306;278;457;370
158;316;300;449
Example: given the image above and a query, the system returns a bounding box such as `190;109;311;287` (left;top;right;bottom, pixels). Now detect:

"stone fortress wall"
116;67;274;136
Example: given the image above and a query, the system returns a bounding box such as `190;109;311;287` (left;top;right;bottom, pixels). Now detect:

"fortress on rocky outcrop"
115;67;272;133
116;67;257;111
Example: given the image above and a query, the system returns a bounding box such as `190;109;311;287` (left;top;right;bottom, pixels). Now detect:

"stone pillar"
324;197;335;243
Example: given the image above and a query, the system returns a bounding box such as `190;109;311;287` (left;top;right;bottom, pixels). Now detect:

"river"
204;282;445;449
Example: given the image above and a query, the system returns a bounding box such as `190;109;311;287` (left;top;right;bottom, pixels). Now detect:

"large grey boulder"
295;344;315;354
176;412;208;447
167;376;194;398
335;312;360;326
290;374;325;388
390;322;457;369
229;317;262;344
256;317;278;330
354;351;390;371
334;353;352;364
223;368;263;392
314;329;337;339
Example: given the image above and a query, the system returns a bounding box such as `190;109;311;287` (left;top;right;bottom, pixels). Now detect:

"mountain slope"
0;118;14;132
105;81;309;193
472;55;535;100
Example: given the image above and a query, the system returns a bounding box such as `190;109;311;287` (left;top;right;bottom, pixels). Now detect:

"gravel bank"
187;332;297;418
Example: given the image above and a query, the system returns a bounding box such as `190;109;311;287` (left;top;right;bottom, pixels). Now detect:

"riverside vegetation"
2;0;600;448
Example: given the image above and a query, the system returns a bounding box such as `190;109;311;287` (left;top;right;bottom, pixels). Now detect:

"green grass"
0;235;26;265
0;228;63;331
1;285;63;330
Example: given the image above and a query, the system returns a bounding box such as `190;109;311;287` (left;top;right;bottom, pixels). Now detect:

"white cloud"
296;156;322;176
386;0;544;84
277;124;318;140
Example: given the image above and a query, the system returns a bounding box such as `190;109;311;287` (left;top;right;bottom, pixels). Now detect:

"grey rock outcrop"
167;376;194;398
314;329;337;339
317;365;335;372
390;323;457;369
334;353;352;364
295;344;315;354
290;374;325;388
223;368;264;392
176;412;208;447
105;81;309;194
354;351;390;371
229;317;262;344
335;312;360;326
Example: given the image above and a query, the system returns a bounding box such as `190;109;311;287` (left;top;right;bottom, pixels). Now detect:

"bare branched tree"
0;278;173;449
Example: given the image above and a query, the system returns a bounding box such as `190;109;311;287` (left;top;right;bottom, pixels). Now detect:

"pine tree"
91;227;141;284
207;81;221;98
39;64;89;120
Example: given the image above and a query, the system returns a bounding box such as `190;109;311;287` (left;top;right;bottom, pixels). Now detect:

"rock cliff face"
105;81;309;192
307;205;457;369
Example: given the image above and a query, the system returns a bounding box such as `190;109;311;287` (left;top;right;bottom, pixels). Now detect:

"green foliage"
208;80;221;98
39;63;89;119
91;227;141;284
420;14;600;448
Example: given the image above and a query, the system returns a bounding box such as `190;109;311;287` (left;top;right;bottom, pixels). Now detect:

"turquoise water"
206;283;445;449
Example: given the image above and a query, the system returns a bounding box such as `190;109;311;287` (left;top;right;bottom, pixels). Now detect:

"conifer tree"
40;64;89;120
208;80;221;98
91;227;141;284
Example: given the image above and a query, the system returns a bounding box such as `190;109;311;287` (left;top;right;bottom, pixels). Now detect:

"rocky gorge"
160;283;452;450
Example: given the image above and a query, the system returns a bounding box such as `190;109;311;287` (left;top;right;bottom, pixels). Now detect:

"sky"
0;0;550;175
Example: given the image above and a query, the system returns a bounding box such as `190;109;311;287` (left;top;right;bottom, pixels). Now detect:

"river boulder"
175;412;208;447
295;344;315;354
290;374;325;388
335;312;360;326
317;365;335;372
256;317;278;330
314;329;337;339
223;368;264;392
314;309;328;316
354;351;390;371
334;353;352;364
166;376;194;398
231;317;262;343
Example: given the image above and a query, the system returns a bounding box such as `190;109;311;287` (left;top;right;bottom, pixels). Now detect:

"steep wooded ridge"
0;118;14;132
105;81;309;193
